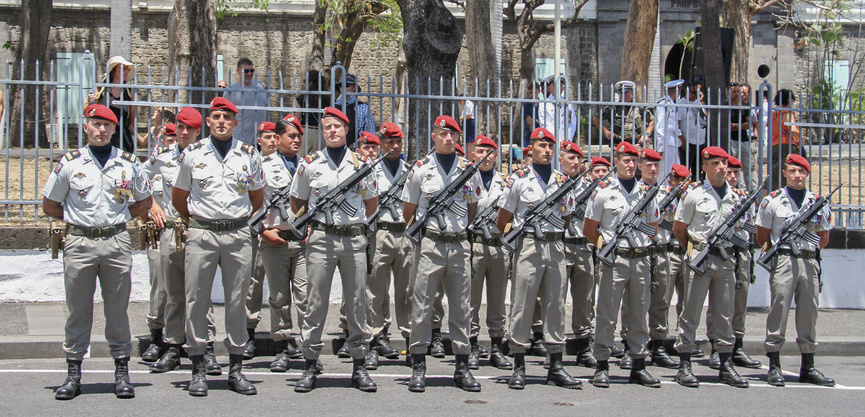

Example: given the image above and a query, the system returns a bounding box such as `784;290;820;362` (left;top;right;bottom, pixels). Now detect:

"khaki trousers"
260;239;308;341
566;243;595;339
62;232;133;360
245;234;266;329
675;254;735;354
670;250;688;327
508;237;567;354
302;231;370;360
409;237;471;355
708;249;753;338
184;226;252;356
594;255;650;362
367;229;413;338
470;242;509;339
764;255;820;353
649;250;674;340
146;241;166;330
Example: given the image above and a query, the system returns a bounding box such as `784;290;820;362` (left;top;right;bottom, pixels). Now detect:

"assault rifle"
596;173;668;266
658;175;692;232
468;201;499;242
248;184;293;235
365;159;414;232
568;167;617;234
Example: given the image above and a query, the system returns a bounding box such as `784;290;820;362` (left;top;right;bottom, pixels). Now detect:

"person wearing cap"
497;128;580;390
538;75;577;143
402;114;483;393
770;89;801;190
702;156;762;370
677;83;708;181
290;106;379;393
257;115;308;372
521;146;532;168
217;58;269;146
365;122;411;367
590;157;611;177
672;146;749;388
756;154;834;387
583;141;660;388
84;56;137;153
172;97;265;396
43;104;153;400
144;107;222;375
656;79;685;180
592;81;655;147
334;73;376;148
466;135;512;371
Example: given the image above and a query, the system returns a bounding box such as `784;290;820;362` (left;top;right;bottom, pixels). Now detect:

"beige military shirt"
173;137;265;220
674;181;745;246
42;147;152;227
142;145;183;219
375;160;411;224
290;150;379;226
600;104;655;142
756;187;831;252
261;153;298;230
401;154;482;233
499;166;572;234
585;177;659;248
476;170;507;234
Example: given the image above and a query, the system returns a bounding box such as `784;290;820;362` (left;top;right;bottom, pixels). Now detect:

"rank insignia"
407;170;414;180
75;172;86;179
196;163;206;169
54;163;62;174
297;165;306;176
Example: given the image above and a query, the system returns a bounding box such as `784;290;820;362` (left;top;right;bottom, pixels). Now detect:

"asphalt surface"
1;355;863;416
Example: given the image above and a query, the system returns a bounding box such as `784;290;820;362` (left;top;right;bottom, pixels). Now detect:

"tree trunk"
331;10;367;71
700;0;729;147
109;0;133;60
398;0;463;158
466;0;496;141
168;0;218;106
620;0;658;99
9;0;52;148
722;0;751;86
309;0;328;74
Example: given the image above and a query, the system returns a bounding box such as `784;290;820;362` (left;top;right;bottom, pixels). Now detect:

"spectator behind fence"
218;58;268;146
539;75;577;143
677;83;708;181
84;56;137;153
137;107;176;153
334;73;375;148
295;70;330;148
592;80;654;147
458;94;475;147
770;89;802;190
522;83;541;148
727;82;755;189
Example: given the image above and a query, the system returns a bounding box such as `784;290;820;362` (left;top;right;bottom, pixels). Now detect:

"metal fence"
1;52;862;228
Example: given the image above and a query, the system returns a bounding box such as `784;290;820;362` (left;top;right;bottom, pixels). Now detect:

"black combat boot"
55;359;82;400
405;338;414;368
227;355;256;395
408;354;426;392
270;340;290;373
619;341;633;369
718;352;749;388
489;337;513;370
468;337;481;370
547;352;582;389
593;360;610;388
188;355;208;397
453;354;481;392
650;339;679;368
351;358;378;392
576;337;598;368
530;332;548;357
114;358;135;399
372;333;400;359
151;345;182;373
799;353;835;386
141;328;164;362
708;339;721;370
732;338;762;368
204;342;222;376
478;343;490;358
336;330;351;358
242;328;256;360
766;351;785;387
629;358;661;387
508;353;526;390
295;359;318;393
286;337;303;359
430;329;446;358
675;352;699;388
610;342;625;359
365;349;379;371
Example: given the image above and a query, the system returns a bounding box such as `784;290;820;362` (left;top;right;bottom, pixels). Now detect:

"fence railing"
1;55;862;228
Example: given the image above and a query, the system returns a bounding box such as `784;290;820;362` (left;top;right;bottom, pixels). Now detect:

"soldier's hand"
148;205;166;229
261;228;287;246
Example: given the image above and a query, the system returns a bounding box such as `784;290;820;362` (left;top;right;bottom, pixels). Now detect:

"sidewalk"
1;302;863;359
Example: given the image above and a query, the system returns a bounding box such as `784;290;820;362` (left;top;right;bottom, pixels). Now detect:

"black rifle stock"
248;184;293;235
596;173;668;266
568;168;617;234
468;201;499;241
365;159;414;232
658;175;691;232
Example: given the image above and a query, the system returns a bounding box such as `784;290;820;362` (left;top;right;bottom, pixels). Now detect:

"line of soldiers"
42;96;835;400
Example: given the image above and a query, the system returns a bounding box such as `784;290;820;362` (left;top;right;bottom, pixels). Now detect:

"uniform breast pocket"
694;201;716;223
70;177;98;207
420;181;442;198
191;171;214;193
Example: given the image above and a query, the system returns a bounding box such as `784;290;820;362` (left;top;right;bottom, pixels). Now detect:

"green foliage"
320;0;403;51
214;0;271;19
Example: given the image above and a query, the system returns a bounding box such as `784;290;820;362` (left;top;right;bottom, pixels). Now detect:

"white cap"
664;79;686;88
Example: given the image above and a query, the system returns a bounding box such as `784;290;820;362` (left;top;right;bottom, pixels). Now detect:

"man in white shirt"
656;79;684;181
538;75;577;143
218;58;268;146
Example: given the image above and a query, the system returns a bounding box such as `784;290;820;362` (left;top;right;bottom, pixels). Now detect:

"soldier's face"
321;117;348;147
639;160;660;183
614;155;637;179
669;175;684;187
473;146;497;171
783;164;809;190
162;135;178;146
591;166;609;179
279;126;302;157
358;143;380;159
381;136;403;161
531;140;554;165
176;122;200;149
85;119;116;147
432;127;457;154
258;131;279;156
702;158;728;184
559;153;582;177
207;110;238;140
726;168;741;187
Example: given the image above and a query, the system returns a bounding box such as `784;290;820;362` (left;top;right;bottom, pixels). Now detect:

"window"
55;52;94;124
217;54;225;84
534;58;566;80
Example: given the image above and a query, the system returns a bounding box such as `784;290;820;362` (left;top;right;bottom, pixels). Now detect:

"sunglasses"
242;69;256;74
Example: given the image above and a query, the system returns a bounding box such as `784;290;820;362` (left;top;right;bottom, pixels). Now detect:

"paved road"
2;356;863;415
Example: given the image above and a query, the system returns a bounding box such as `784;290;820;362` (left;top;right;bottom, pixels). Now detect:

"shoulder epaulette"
304;152;321;164
735;188;745;197
157;145;172;155
515;168;528;178
359;154;369;163
689;181;701;189
416;157;430;167
120;151;136;162
769;189;781;198
240;143;255;154
598;179;610;189
190;141;204;151
64;150;81;161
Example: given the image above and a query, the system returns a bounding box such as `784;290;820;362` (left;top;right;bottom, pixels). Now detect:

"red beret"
785;153;811;172
671;164;690;178
257;122;276;133
163;123;176;136
640;148;662;161
85;104;118;124
433;115;461;133
210;97;238;114
380;122;404;138
726;155;743;169
282;114;304;135
176;107;202;129
701;146;729;160
560;141;584;157
359;131;380;145
522;146;532;156
455;143;465;156
322;106;350;125
614;141;640;156
530;127;556;143
474;135;497;150
591;156;611;167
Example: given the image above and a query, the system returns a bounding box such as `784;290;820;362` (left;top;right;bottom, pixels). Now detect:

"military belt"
189;217;249;232
423;229;467;244
667;242;687;256
311;221;367;237
469;233;502;247
692;242;733;258
276;230;303;242
564;237;588;245
615;247;652;259
376;221;407;233
68;223;127;238
524;232;564;242
778;248;818;259
162;218;176;229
